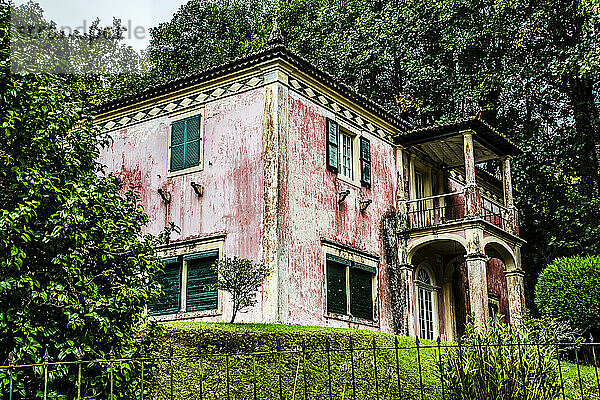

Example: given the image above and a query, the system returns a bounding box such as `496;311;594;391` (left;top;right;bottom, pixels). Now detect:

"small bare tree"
212;256;271;323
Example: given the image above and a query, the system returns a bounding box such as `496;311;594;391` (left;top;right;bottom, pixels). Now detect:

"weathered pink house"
95;43;525;340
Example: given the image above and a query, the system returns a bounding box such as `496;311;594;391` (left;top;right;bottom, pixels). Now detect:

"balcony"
405;192;516;234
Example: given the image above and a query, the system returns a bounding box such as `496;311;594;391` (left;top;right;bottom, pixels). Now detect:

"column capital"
465;253;487;262
504;269;525;278
399;263;415;271
460;129;476;137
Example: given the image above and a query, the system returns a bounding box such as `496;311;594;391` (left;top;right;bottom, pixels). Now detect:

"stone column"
465;254;489;327
462;130;481;217
501;156;519;235
464;226;488;327
401;263;416;337
505;269;525;324
396;147;409;231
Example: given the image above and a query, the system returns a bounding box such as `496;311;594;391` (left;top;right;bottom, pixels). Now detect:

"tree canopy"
1;2;166;397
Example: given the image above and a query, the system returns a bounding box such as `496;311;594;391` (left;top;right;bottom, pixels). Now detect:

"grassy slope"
150;322;599;400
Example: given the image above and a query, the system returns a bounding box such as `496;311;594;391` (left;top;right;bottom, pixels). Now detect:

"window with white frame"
325;119;371;187
416;267;436;340
340;130;353;179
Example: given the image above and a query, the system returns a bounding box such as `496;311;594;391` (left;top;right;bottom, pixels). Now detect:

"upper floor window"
340;131;353;179
170;114;202;172
326;118;371;188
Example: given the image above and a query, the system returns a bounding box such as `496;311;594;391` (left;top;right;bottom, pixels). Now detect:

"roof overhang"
394;117;522;168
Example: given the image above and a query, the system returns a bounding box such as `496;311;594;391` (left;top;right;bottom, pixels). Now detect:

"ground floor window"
416;267;436;340
326;254;376;321
149;250;219;316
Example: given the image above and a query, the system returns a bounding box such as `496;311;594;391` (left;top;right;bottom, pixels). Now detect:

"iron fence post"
301;339;308;400
198;353;203;400
457;338;465;399
437;337;445;400
43;349;48;400
169;343;174;400
349;337;356;400
225;342;231;400
372;337;379;400
575;346;584;399
555;341;566;400
591;334;600;397
140;346;145;400
8;355;14;400
252;352;258;400
326;339;332;400
394;337;401;400
415;337;424;400
109;347;114;400
77;350;82;400
277;339;283;400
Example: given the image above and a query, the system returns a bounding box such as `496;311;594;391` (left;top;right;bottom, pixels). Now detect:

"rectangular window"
185;250;219;312
170;114;202;172
340;131;353;179
326;254;376;321
415;171;425;227
149;258;182;316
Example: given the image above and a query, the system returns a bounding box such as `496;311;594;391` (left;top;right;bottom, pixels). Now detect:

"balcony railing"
407;192;465;229
406;192;510;231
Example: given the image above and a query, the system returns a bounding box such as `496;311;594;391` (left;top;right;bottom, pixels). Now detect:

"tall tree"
2;2;166;397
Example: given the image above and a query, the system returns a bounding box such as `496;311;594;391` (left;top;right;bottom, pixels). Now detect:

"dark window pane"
350;268;373;320
149;262;181;316
326;260;347;315
186;255;218;312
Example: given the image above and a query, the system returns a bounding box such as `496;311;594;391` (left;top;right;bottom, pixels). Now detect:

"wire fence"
2;337;600;400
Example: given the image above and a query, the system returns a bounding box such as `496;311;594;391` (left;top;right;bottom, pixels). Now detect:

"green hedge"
535;255;600;336
149;323;443;399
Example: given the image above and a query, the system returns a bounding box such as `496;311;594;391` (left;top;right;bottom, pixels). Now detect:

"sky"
14;0;190;52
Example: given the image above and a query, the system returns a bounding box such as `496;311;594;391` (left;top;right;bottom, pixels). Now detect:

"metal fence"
2;337;600;400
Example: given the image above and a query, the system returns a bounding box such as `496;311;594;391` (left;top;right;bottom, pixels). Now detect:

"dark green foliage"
1;3;166;398
212;257;270;323
535;255;600;337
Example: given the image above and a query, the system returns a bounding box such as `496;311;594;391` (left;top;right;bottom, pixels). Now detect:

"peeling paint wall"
283;91;397;333
98;88;266;323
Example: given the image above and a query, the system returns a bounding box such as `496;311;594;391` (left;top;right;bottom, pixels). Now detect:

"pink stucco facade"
96;53;525;338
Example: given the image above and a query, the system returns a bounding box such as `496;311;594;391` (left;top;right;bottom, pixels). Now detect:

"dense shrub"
441;316;562;400
535;255;600;336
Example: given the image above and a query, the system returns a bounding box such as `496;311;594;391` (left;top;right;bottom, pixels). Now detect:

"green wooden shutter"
360;137;371;188
349;267;374;320
184;116;201;169
186;252;218;312
149;260;181;316
326;259;347;315
170;120;186;171
326;118;339;172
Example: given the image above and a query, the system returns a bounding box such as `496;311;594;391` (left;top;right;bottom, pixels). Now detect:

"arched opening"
408;237;467;341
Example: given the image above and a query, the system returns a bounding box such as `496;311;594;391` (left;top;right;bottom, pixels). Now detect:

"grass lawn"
147;322;600;400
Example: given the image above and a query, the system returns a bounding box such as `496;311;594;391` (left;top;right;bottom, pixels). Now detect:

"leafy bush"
535;255;600;336
441;316;562;400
